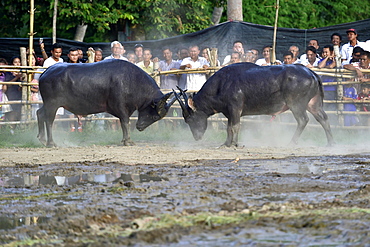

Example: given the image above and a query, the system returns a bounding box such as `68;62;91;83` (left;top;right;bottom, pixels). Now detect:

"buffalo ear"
188;98;196;112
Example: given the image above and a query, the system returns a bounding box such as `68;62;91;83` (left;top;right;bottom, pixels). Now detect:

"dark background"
1;19;369;63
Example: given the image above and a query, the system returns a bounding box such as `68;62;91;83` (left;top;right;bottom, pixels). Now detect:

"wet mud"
1;144;370;246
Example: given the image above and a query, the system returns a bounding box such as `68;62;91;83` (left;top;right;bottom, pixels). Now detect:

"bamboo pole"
271;0;280;65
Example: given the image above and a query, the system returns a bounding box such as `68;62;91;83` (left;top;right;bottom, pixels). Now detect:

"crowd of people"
1;28;370;128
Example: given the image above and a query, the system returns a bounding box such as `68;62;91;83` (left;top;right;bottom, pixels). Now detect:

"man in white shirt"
299;46;320;68
43;43;64;67
341;29;366;64
104;41;128;61
180;45;209;91
41;43;64;116
222;41;244;65
299;39;321;61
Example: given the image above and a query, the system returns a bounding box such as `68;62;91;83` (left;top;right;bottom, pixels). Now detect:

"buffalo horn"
156;92;173;118
173;88;191;119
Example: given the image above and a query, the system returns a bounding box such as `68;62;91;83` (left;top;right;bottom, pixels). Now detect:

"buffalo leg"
119;116;134;146
307;99;335;146
289;107;309;145
36;106;47;146
224;117;241;147
44;107;57;147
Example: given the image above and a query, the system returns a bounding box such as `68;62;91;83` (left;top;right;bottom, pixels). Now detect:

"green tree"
238;0;370;29
0;0;369;42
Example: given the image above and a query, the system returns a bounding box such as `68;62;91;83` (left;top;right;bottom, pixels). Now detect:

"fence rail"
1;65;370;129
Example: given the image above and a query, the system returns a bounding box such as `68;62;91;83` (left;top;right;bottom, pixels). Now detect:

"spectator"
343;46;364;70
357;51;370;82
357;84;370;126
28;55;41;120
77;48;87;63
300;39;321;61
343;47;368;83
223;52;241;66
331;32;342;48
177;47;189;89
67;47;81;63
134;44;144;63
158;47;180;89
180;45;209;91
94;48;103;62
288;45;300;63
282;51;294;65
42;43;65;120
318;45;337;113
318;45;336;69
357;84;370;125
255;45;281;66
10;56;21;67
341;29;366;64
242;50;258;63
299;46;320;68
126;52;137;63
0;58;22;125
65;47;83;131
43;42;64;67
104;41;128;61
222;41;244;65
136;48;154;74
342;84;359;126
250;49;259;62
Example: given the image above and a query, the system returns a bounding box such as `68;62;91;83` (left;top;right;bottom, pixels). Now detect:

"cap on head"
346;28;357;35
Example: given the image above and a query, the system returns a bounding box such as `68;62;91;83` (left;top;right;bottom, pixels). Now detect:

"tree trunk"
74;23;88;42
227;0;243;21
211;6;224;25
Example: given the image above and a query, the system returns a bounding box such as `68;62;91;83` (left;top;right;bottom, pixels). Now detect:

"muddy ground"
0;127;370;246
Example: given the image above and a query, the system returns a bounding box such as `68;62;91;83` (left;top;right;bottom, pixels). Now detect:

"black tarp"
1;19;370;63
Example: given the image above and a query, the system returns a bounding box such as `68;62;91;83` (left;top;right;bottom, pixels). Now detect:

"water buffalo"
37;59;174;147
174;62;334;147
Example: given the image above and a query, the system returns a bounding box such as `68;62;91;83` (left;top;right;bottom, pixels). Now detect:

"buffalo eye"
153;115;160;121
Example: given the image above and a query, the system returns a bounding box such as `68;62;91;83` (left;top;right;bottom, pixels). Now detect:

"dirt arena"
0;124;370;246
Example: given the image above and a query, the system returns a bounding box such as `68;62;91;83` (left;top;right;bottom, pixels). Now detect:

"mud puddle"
1;155;370;246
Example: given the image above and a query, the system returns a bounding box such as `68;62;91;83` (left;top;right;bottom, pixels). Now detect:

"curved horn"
173;88;191;119
156;92;173;118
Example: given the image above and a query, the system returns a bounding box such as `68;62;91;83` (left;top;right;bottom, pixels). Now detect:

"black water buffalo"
174;63;334;147
37;59;174;147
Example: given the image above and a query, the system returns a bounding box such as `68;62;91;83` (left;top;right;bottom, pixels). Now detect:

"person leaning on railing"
0;58;23;124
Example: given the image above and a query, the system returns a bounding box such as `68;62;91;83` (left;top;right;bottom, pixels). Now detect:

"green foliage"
57;0;136;32
240;0;370;29
0;0;369;41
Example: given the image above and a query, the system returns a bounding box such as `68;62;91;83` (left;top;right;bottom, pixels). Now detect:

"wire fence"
1;65;370;129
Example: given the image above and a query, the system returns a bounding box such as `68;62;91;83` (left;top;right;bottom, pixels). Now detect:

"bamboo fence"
1;65;370;129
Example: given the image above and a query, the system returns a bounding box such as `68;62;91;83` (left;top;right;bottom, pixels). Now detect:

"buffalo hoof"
218;142;238;149
37;135;47;146
46;142;57;148
121;140;135;146
326;141;336;147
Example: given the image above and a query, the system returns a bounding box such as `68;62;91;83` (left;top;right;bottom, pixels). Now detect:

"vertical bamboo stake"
271;0;280;65
53;0;58;44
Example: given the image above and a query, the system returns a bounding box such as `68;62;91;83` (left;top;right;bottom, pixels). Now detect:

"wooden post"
271;0;280;65
53;0;58;44
20;47;29;122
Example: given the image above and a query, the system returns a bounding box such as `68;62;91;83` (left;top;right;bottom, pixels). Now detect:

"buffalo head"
136;92;175;131
174;88;208;141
